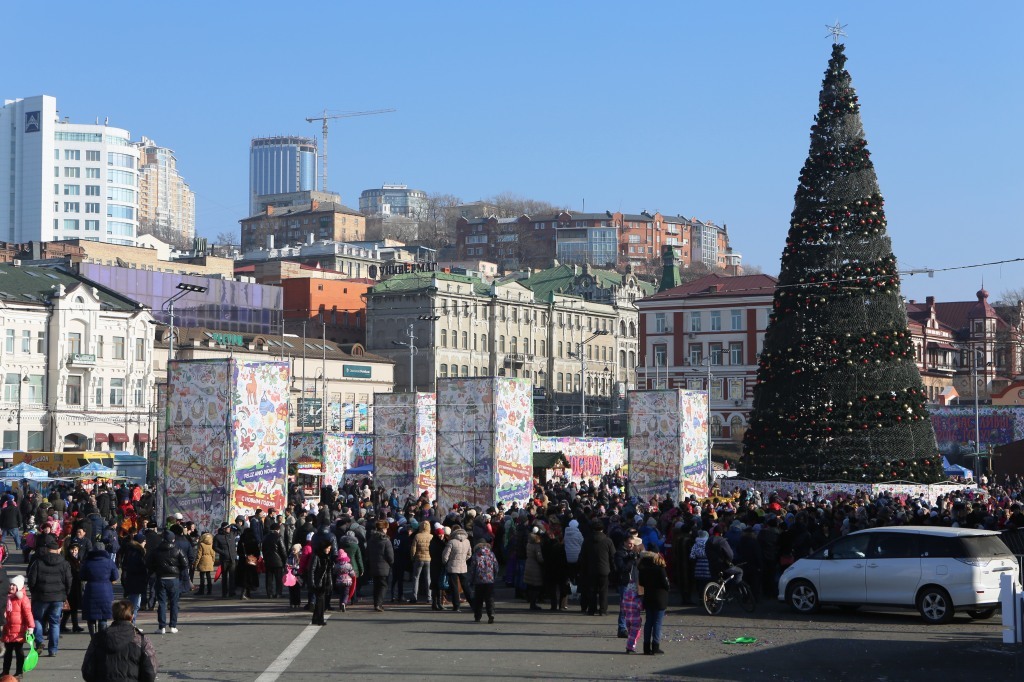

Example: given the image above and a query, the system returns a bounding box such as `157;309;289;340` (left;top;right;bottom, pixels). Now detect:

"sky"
5;2;1022;304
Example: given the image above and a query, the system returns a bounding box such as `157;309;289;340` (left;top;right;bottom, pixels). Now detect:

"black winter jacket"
145;532;189;579
81;620;157;682
212;530;237;568
582;530;616;578
262;531;287;569
27;551;72;603
364;530;394;578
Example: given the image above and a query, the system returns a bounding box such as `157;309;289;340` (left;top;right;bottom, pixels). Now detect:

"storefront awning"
109;433;130;444
134;433;150;443
94;433;109;444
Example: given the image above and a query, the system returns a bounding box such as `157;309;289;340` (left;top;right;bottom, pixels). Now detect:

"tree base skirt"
718;478;977;503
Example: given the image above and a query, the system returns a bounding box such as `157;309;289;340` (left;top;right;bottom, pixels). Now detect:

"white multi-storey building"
0;262;155;453
136;137;195;247
0;95;141;246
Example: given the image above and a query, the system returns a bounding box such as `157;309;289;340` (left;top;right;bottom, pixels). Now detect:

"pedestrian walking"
1;575;33;677
26;534;71;657
637;551;670;655
469;535;497;624
81;599;157;682
365;520;394;612
442;524;472;612
144;530;188;635
80;547;119;636
195;532;216;596
309;543;333;626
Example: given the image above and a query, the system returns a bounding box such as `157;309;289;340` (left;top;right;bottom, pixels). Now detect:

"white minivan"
779;527;1020;624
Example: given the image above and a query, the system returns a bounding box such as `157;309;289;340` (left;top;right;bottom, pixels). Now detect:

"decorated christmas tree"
741;42;942;483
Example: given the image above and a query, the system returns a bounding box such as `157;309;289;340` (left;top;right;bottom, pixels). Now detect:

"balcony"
503;353;531;368
67;353;96;366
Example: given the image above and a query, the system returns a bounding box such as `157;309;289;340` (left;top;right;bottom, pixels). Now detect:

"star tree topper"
826;20;848;43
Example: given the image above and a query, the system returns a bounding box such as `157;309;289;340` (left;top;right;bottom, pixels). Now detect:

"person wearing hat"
27;534;72;656
1;574;31;677
613;535;644;638
213;523;238;600
428;525;448;611
409;519;433;604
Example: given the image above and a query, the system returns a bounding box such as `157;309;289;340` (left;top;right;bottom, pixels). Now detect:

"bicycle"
702;564;757;616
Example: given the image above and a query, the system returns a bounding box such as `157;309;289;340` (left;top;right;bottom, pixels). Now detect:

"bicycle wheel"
702;581;725;616
736;581;757;613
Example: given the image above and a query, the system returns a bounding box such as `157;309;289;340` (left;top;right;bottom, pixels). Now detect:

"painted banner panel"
532;435;626;482
627;389;709;502
374;394;417;494
164;360;233;532
929;406;1024;456
493;378;534;507
289;433;323;470
416;396;437;498
228;361;290;519
437;378;496;512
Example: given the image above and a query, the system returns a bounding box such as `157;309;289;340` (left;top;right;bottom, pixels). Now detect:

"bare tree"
484;192;560;218
415;193;462;250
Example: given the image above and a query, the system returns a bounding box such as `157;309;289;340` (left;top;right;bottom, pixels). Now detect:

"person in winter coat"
541;525;569;611
26;535;72;656
428;526;447;611
469;536;498;623
212;523;237;599
690;530;712;588
309;543;333;626
119;533;149;624
338;532;363;605
409;521;433;604
563;519;584;587
389;521;413;602
60;543;85;634
523;528;545;611
441;524;473;612
364;520;394;612
144;530;189;634
0;500;22;552
80;548;120;635
236;527;261;600
81;599;157;682
637;551;670;655
2;575;33;677
619;538;644;654
261;524;287;599
285;544;304;609
614;535;643;638
333;549;355;611
195;532;216;596
581;523;615;616
736;525;764;598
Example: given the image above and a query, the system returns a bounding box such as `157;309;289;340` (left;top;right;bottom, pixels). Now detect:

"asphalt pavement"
16;575;1024;682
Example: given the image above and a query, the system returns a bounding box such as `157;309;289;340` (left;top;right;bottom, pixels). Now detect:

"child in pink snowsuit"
620;584;643;653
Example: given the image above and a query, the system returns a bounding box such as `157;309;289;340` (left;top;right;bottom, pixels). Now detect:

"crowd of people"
0;469;1019;678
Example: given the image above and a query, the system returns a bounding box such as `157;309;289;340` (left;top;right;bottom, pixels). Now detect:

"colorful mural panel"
493;378;534;507
532;435;626;482
437;378;496;512
679;391;709;498
627;390;708;501
289;433;323;470
416;396;437;498
929;406;1024;455
374;394;417;494
228;361;290;519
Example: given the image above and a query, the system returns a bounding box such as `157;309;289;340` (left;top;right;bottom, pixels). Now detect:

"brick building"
239;200;366;252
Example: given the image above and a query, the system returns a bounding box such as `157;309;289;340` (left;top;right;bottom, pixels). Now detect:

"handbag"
246;554;258;567
256;557;266;574
282;565;297;587
23;633;39;673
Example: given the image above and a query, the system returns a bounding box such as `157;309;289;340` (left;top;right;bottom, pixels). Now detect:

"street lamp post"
418;314;440;391
570;330;610;436
393;324;418;393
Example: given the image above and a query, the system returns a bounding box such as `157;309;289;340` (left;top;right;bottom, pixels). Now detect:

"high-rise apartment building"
0;95;141;246
359;185;428;218
136;137;195;248
249;136;317;216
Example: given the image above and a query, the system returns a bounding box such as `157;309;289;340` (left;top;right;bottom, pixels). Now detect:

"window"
27;431;44;451
3;374;18;402
481;334;487;350
85;185;100;196
67;332;82;355
21;330;30;353
709;343;723;365
449;364;458;377
499;336;505;353
109;378;125;406
85;203;100;213
655;313;667;333
134;379;144;405
711;378;723;400
729;342;743;366
710;415;723;437
1;432;14;451
86;150;101;162
450;330;458;349
64;167;80;178
85;220;100;231
135;338;145;361
113;336;125;360
66;375;83;405
689;344;702;366
64;202;80;212
108;152;136;168
26;375;44;404
730;415;744;439
653;344;667;367
86;167;100;178
94;378;104;406
690;312;701;332
461;365;468;377
557;373;564;392
65;149;80;160
96;336;104;358
36;331;45;354
64;184;80;195
440;329;447;347
63;219;80;231
462;331;468;349
731;309;742;330
4;330;13;353
729;377;744;401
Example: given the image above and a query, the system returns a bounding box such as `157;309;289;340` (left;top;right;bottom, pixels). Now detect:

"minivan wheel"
786;580;820;614
918;587;954;624
966;608;996;620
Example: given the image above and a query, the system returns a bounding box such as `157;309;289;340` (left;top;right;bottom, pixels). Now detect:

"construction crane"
305;108;396;192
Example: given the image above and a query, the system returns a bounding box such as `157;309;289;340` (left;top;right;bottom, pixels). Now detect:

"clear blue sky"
6;2;1022;303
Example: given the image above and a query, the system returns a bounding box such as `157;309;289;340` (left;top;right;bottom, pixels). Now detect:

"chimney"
311;199;320;211
265;205;274;216
266;235;274;250
925;296;935;306
308;233;315;245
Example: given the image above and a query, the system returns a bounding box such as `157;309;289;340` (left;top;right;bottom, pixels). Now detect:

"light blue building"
249;136;317;215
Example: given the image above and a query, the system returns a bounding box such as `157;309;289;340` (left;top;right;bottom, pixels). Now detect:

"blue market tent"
0;462;52;480
344;464;373;477
69;462;119;478
942;456;974;479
